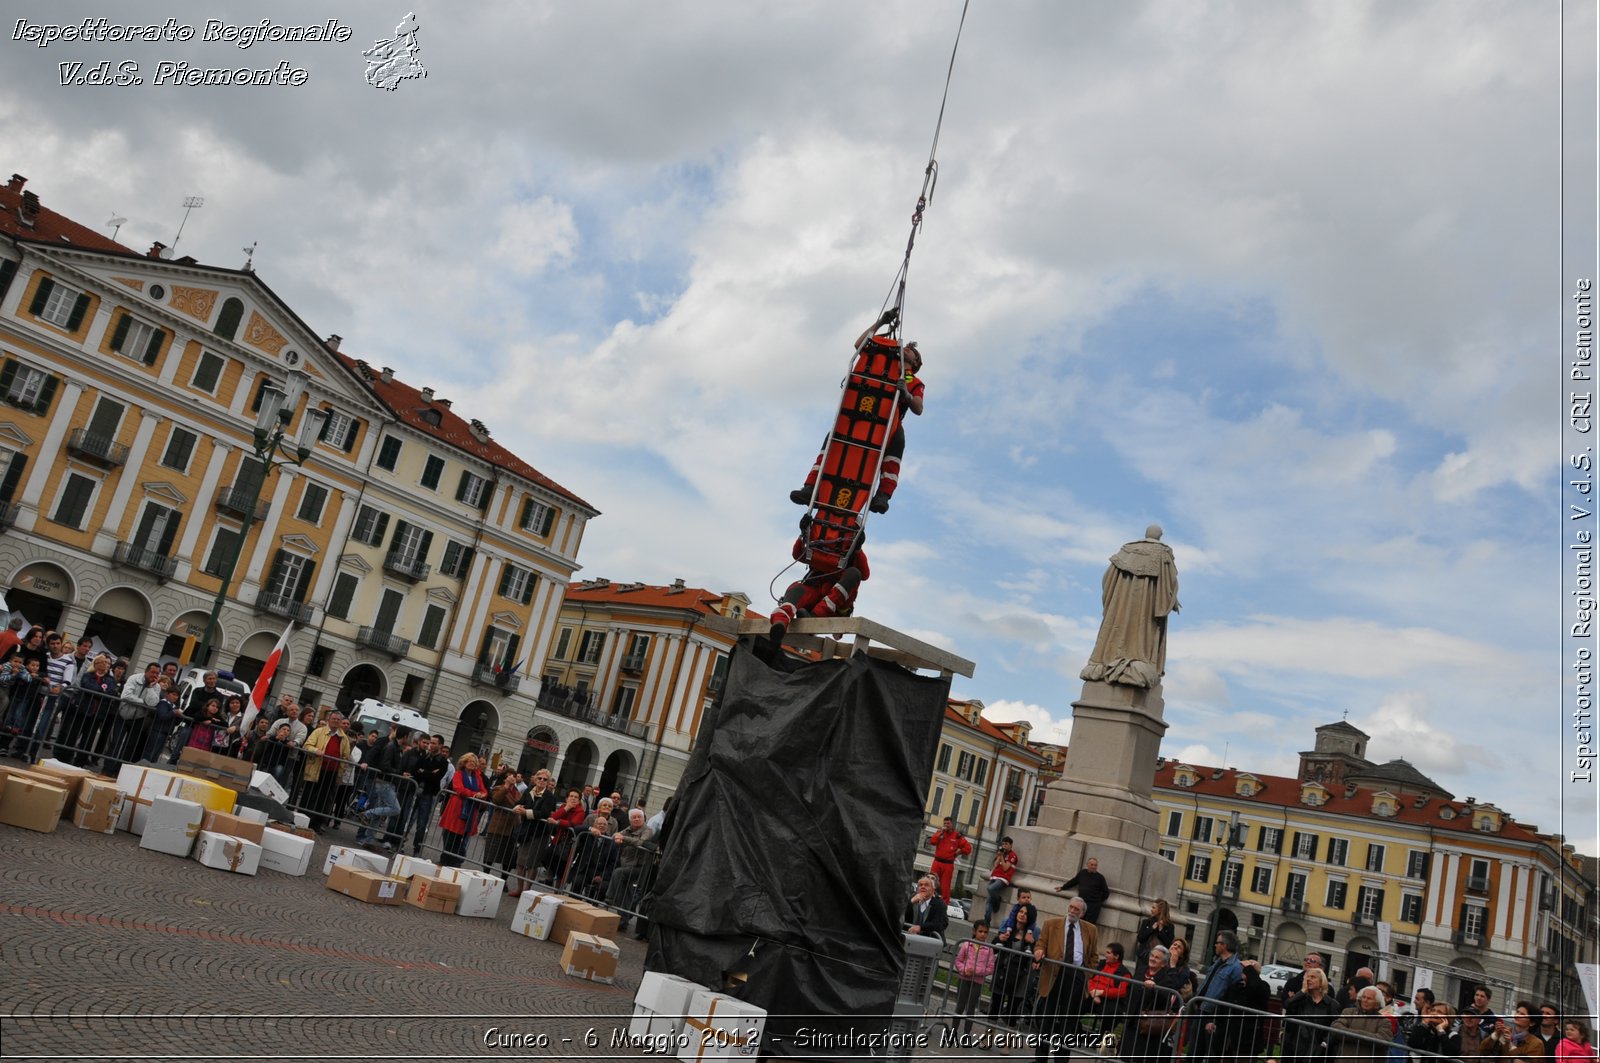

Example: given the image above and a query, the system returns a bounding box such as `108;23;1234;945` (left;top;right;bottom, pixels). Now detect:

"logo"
363;12;425;91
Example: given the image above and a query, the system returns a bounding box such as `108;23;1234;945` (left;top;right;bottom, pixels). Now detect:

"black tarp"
646;640;951;1058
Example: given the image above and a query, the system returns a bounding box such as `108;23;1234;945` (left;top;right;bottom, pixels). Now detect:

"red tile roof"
1152;760;1544;846
945;702;1046;759
0;177;138;255
337;354;593;511
565;580;768;623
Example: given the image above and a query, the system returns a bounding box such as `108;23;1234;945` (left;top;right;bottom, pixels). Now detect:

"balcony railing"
66;428;129;466
1452;929;1488;950
112;541;176;580
383;550;431;582
1280;896;1306;914
707;674;725;696
1466;876;1491;893
620;653;646;673
215;485;269;521
1005;784;1024;803
0;501;18;530
356;626;411;659
256;592;313;624
1352;911;1378;928
532;688;645;737
471;662;522;692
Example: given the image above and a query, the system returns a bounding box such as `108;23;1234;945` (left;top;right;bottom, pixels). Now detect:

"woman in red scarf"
439;752;489;868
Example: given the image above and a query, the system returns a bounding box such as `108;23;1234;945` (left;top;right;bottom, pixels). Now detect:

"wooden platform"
702;613;976;678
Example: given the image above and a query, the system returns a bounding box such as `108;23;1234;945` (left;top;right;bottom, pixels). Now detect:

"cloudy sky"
3;0;1594;850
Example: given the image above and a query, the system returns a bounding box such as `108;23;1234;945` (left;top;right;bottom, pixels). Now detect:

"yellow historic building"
0;173;594;756
530;578;748;809
1152;721;1594;1017
919;699;1048;899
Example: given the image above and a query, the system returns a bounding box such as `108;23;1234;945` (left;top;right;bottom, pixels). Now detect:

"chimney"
420;386;434;402
6;174;25;192
669;578;686;593
468;418;490;441
147;240;167;259
380;366;394;384
19;190;40;220
324;334;341;351
436;398;452;409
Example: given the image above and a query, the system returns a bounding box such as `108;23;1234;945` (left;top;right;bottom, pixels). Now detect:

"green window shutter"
110;313;131;351
540;506;555;535
498;565;513;597
519;497;533;529
455;472;471;503
32;374;58;415
0;259;17;303
504;633;520;669
0;359;17;398
417;529;433;563
27;278;52;316
0;452;28;503
268;549;289;594
373;511;390;549
156;511;180;555
66;293;90;330
294;558;317;603
342;420;358;453
143;327;165;365
477;629;494;665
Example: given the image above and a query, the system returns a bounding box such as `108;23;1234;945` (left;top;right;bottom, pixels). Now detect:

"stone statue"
1079;525;1180;689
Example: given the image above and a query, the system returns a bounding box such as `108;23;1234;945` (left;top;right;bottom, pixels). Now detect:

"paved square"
0;819;650;1059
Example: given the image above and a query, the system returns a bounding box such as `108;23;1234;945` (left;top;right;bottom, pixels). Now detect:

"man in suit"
1032;896;1099;1060
903;874;948;940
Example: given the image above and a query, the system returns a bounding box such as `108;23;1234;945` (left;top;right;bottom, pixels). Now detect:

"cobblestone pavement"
0;818;650;1060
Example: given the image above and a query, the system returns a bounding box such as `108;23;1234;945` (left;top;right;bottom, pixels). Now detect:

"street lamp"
1206;810;1245;952
192;370;328;669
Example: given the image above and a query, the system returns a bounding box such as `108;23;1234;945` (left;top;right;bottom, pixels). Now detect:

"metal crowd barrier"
0;687;664;931
903;931;1459;1062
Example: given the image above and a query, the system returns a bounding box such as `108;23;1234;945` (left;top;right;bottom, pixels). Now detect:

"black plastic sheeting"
646;640;951;1058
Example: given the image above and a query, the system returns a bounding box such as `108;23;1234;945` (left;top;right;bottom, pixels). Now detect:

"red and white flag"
243;623;294;733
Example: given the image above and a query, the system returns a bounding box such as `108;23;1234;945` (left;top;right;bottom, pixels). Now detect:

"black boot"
869;493;890;513
789;488;811;506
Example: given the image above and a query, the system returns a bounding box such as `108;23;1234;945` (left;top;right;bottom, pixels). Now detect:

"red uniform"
928;826;972;901
769;536;869;631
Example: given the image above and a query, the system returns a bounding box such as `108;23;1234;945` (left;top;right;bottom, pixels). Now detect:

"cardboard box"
560;932;620;984
451;870;504;919
321;845;387;877
631;971;703;1042
176;747;254;792
248;769;289;804
292;811;311;830
404;874;462;913
326;863;405;905
72;778;128;834
138;795;205;857
266;822;316;841
509;890;564;939
115;765;236;832
232;804;270;827
200;809;266;845
258;827;315;876
548;900;622;947
678;989;766;1062
388;853;438;880
30;761;97;816
0;777;68;832
193;830;262;875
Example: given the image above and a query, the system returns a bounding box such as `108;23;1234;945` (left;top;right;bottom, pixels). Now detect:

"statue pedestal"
1013;680;1179;944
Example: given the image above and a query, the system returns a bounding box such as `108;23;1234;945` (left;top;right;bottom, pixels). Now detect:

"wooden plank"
709;614;975;677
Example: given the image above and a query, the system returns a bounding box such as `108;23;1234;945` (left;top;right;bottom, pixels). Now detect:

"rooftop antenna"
171;195;204;251
105;214;127;240
241;241;258;271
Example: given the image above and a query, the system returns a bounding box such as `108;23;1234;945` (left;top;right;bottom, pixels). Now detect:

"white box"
509;890;560;938
439;869;504;919
249;770;289;804
232;804;270;826
321;845;387;877
631;971;702;1042
677;989;765;1062
193;830;262;876
292;811;311;830
137;796;205;857
115;764;234;832
388;853;438;880
259;829;315;876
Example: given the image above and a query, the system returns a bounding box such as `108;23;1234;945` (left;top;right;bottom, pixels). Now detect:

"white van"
350;698;430;739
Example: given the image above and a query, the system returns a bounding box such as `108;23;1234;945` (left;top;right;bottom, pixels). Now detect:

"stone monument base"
1010;680;1179;945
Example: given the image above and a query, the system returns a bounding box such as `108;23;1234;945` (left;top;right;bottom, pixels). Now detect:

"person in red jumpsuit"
790;309;925;513
927;816;972;902
765;531;869;649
